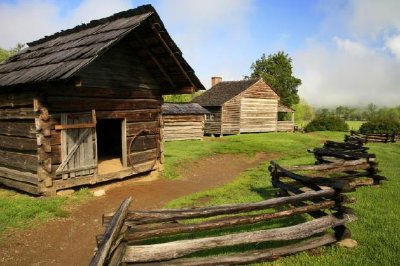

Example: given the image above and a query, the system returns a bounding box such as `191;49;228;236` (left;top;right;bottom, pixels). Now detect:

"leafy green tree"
0;43;24;63
163;91;203;103
305;113;349;132
292;98;315;127
248;51;301;107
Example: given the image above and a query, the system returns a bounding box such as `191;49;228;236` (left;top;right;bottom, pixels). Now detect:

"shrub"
359;118;400;134
304;114;349;132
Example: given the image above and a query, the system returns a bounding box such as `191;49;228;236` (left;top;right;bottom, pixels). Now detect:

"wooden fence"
346;130;399;143
90;138;386;265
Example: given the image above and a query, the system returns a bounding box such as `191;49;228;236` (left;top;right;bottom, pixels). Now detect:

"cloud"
385;34;400;59
158;0;255;88
0;0;132;49
295;38;400;107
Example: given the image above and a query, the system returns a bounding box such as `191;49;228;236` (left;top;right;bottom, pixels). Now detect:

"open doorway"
96;119;125;174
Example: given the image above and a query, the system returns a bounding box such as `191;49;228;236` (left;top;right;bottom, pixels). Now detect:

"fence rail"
90;135;387;265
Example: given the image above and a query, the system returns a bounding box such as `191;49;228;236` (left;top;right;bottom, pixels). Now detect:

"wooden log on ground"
285;159;371;173
137;233;338;266
89;197;132;266
103;189;336;225
122;213;356;263
125;200;336;242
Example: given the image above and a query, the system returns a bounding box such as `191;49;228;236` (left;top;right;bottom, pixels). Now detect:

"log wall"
163;114;205;141
277;121;294;132
221;98;240;134
0;90;39;194
240;98;278;133
204;107;222;135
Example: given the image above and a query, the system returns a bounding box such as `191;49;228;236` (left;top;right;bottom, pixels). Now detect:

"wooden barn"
162;103;209;141
192;77;294;135
0;5;203;195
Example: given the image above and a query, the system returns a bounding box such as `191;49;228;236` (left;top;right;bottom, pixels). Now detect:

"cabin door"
55;111;97;179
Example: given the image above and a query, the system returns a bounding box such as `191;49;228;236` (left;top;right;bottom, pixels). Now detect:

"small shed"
277;104;295;132
0;5;203;195
162;103;209;141
192;77;294;135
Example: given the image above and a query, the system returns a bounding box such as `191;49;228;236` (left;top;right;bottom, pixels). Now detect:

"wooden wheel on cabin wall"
128;129;160;173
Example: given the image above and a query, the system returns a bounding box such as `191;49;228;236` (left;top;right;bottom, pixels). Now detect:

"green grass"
346;121;365;131
163;132;400;265
0;188;91;235
163;132;344;179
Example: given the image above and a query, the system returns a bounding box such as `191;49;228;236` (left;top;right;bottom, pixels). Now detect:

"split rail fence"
346;130;399;143
90;136;386;265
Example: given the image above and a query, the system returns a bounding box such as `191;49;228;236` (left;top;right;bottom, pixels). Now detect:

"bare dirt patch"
0;152;277;266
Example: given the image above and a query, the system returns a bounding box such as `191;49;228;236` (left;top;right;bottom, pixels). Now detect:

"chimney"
211;76;222;87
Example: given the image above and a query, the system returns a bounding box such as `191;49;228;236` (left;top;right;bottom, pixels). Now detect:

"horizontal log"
0;121;36;138
0;165;38;185
48;87;161;99
54;123;96;130
144;234;338;266
285;159;371;173
128;135;158;152
0;176;39;195
103;189;335;225
126;121;159;136
122;214;356;262
269;161;353;192
0;135;37;151
96;109;160;122
125;200;336;242
0;149;37;172
47;97;160;112
129;149;158;165
0;92;34;108
0;108;36;119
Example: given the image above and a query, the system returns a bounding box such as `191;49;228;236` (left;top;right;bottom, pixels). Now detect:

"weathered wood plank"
0;121;36;138
0;166;38;185
0;149;37;172
0;108;35;119
47;97;160;112
0;92;34;108
125;200;335;242
103;189;336;225
96;109;160;122
122;214;356;262
0;176;39;195
0;135;37;151
143;234;338;265
90;197;132;266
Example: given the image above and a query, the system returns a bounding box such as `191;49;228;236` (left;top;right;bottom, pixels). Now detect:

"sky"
0;0;399;107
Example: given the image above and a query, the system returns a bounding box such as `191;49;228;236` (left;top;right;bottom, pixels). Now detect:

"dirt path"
0;153;275;266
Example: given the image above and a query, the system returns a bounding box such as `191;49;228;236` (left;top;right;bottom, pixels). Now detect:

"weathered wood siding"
163;115;204;141
277;121;294;132
240;98;278;133
221;98;240;135
0;90;39;194
204;107;222;135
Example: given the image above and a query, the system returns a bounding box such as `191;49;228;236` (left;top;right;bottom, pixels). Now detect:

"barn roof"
162;103;210;115
0;5;204;91
192;79;263;107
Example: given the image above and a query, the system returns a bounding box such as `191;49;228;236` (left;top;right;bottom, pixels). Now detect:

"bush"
304;114;349;132
359;118;400;134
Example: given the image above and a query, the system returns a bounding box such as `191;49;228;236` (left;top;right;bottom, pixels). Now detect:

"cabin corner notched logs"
91;138;385;265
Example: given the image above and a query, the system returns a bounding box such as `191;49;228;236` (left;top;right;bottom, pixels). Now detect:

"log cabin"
0;5;204;195
192;77;294;135
162;103;209;141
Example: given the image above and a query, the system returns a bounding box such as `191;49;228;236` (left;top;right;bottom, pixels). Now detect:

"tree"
163;91;203;103
248;51;301;107
292;98;315;127
0;43;24;63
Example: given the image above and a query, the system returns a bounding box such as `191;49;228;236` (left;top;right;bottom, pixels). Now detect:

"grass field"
164;132;400;265
0;188;91;235
0;131;398;265
346;121;365;131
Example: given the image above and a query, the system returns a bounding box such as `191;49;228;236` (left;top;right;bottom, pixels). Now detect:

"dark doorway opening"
96;119;124;174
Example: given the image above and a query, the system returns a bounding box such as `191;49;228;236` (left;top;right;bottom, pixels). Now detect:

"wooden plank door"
55;112;97;178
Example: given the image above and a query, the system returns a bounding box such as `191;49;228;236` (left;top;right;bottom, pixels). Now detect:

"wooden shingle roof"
192;79;262;107
162;103;210;115
0;5;204;91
